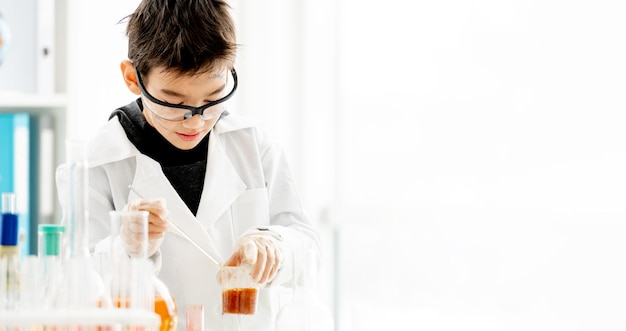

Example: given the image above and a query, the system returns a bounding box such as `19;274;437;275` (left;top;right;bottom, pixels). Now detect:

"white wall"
0;0;37;92
334;1;626;330
64;0;139;140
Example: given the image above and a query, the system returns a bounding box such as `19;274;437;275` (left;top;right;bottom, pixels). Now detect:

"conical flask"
275;249;334;331
109;210;178;331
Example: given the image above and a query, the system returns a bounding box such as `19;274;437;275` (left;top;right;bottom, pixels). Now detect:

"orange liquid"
222;288;258;314
110;295;178;331
155;294;178;331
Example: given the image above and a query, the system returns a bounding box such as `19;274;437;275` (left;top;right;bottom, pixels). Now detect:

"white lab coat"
56;114;321;331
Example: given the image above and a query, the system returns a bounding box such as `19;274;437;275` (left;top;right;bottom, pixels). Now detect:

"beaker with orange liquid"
219;265;259;315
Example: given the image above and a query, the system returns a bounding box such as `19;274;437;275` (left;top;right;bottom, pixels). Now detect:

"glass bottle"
0;192;20;311
108;210;178;331
275;249;334;331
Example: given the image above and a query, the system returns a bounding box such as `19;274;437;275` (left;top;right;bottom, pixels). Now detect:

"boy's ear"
121;60;141;95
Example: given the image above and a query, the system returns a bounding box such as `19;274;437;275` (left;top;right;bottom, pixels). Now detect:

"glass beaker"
109;210;178;331
275;249;334;331
219;265;259;315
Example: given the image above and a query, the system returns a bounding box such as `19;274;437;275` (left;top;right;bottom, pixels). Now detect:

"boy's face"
140;66;230;150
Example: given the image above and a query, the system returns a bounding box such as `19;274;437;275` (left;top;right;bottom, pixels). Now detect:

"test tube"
109;210;152;311
38;224;66;309
2;192;16;214
1;192;19;310
186;304;204;331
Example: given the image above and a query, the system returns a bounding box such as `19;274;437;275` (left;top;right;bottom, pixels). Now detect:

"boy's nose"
182;114;206;129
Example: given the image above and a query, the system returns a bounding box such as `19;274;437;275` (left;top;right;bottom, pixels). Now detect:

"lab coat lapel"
195;130;247;227
129;154;224;263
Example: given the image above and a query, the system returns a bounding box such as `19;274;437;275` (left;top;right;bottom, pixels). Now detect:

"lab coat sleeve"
254;128;323;287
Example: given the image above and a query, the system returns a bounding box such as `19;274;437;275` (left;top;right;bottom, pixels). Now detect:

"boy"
56;0;321;329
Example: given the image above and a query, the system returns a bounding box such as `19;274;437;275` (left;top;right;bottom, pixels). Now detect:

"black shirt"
109;98;207;215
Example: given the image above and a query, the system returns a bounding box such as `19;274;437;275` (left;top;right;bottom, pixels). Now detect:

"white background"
332;1;626;330
56;1;626;330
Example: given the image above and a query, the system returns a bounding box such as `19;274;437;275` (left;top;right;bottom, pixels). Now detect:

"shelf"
0;91;67;108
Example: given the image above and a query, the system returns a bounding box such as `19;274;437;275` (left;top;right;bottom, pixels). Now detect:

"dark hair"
125;0;237;77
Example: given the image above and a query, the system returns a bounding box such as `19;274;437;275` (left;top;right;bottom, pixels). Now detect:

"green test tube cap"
38;224;66;256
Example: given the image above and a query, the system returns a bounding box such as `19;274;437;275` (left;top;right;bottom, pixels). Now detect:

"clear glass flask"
275;249;334;331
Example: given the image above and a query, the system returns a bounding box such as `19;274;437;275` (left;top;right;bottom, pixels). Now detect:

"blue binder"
0;113;31;257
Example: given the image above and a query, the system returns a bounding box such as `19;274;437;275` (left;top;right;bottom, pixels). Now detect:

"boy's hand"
122;198;169;257
224;233;283;286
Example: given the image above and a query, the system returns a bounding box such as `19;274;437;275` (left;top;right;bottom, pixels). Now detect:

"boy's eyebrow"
160;83;227;99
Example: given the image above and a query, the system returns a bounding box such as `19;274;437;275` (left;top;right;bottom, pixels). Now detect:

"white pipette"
128;185;222;266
